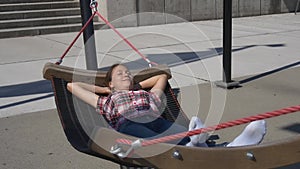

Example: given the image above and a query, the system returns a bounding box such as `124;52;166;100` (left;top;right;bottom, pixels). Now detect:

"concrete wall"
281;0;299;12
97;0;299;27
137;0;165;26
99;0;137;27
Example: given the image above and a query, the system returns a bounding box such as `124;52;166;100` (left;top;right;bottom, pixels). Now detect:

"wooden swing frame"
43;62;300;169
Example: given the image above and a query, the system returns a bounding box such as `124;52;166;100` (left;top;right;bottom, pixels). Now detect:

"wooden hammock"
43;62;300;169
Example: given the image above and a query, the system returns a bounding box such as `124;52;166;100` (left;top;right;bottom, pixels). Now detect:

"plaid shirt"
96;90;162;129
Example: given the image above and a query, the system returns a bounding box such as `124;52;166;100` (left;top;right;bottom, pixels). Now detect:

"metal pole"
295;0;300;15
223;0;232;83
215;0;239;89
79;0;98;70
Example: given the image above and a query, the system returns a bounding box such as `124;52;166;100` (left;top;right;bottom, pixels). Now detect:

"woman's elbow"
160;74;168;80
67;82;73;92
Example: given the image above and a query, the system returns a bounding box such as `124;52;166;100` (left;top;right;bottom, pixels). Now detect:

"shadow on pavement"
239;61;300;84
0;80;53;109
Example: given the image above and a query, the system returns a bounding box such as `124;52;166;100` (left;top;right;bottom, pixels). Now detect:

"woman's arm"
138;74;168;97
67;82;110;108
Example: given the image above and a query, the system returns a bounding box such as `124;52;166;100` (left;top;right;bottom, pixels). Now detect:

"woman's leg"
118;117;190;145
117;120;159;138
145;118;190;145
226;120;267;147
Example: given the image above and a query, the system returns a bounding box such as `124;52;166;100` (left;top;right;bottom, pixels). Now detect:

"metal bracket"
90;0;98;12
110;139;143;158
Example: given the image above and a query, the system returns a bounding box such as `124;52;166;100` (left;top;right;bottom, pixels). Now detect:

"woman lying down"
67;64;266;147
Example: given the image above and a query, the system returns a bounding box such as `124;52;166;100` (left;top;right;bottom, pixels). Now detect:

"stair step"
0;15;84;29
0;22;105;39
0;8;80;20
0;1;79;12
0;0;101;38
0;0;74;4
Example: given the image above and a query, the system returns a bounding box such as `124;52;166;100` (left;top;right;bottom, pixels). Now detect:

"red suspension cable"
56;2;157;66
95;11;157;67
116;104;300;147
55;12;97;65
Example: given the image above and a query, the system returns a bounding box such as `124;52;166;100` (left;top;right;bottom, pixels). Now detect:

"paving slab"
1;13;299;117
0;109;119;169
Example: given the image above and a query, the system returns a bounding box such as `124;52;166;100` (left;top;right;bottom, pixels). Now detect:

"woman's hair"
105;63;121;86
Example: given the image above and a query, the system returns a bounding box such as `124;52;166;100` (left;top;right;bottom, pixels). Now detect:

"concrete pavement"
0;13;300;168
1;13;300;117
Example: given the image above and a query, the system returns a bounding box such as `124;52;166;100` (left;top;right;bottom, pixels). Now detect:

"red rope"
55;12;97;65
56;3;157;66
95;11;158;66
116;104;300;146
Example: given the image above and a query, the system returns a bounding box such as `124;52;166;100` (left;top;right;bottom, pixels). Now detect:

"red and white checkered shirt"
96;90;162;129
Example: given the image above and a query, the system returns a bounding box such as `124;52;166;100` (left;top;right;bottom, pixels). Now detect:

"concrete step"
0;0;74;4
0;22;105;39
0;16;83;29
0;0;97;38
0;8;80;20
0;1;79;12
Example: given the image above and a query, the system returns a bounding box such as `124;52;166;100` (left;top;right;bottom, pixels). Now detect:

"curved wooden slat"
89;127;300;169
43;62;172;85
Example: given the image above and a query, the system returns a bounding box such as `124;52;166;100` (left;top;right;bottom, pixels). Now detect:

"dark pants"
117;116;190;145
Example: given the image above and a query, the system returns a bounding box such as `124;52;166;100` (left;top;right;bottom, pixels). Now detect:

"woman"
67;64;190;145
67;64;266;147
